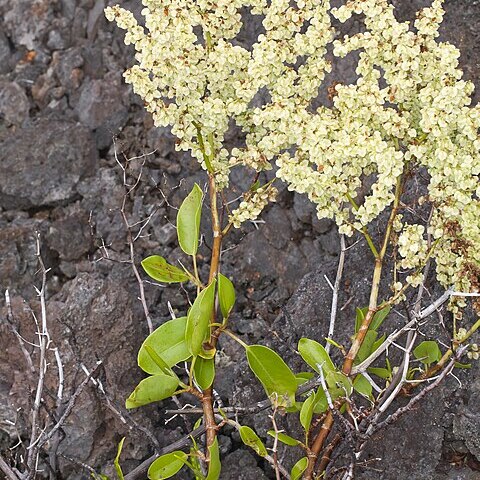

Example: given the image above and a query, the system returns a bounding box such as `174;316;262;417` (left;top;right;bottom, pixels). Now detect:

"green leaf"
193;357;215;390
367;367;391;380
326;371;353;397
186;281;216;356
138;317;190;375
246;345;298;407
355;307;368;334
126;374;179;409
218;273;235;319
250;180;261;192
177;183;203;256
239;426;267;457
313;391;329;414
413;341;442;366
324;337;344;351
141;256;190;284
206;438;221;480
300;388;327;431
353;375;373;398
193;416;203;430
291;457;308;480
295;372;315;386
371;305;391;331
143;345;174;377
267;431;301;446
300;394;316;432
298;338;335;375
371;333;386;354
455;362;472;369
114;437;125;480
148;451;188;480
355;330;378;364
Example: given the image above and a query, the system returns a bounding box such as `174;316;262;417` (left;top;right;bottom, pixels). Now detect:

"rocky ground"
0;1;479;479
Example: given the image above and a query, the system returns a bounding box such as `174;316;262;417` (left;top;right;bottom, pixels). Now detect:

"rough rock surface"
0;1;479;479
0;119;98;210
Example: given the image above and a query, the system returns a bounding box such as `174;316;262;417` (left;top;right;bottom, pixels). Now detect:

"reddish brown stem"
202;173;223;452
317;433;342;475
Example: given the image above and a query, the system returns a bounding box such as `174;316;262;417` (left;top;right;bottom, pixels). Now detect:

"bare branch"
325;235;346;355
26;234;50;476
0;455;21;480
368;348;465;437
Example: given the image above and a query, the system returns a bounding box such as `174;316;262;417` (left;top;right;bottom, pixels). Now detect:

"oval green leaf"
413;340;442;366
353;374;373;398
205;438;221;480
291;457;308;480
148;451;188;480
239;426;267;457
138;317;190;375
246;345;298;407
295;372;315;387
218;273;235;319
299;394;315;432
326;371;352;396
299;388;327;431
141;255;190;284
186;280;216;356
267;431;301;446
355;307;368;334
298;338;336;375
367;367;391;380
193;356;215;390
355;330;378;364
126;374;179;409
371;305;391;331
177;183;203;256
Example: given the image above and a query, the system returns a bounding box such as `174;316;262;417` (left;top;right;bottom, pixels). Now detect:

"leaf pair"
141;183;204;285
126;317;191;409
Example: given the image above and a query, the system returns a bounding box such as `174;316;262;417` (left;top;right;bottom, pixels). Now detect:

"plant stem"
304;173;404;479
201;171;223;454
192;254;200;294
345;192;380;259
222;329;249;349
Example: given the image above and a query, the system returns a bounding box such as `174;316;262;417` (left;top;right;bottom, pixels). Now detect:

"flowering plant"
105;1;480;478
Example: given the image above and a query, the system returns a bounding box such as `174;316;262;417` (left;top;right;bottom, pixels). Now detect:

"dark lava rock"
0;118;98;210
357;386;446;480
1;0;57;51
75;73;129;149
453;373;480;462
220;449;268;480
0;218;43;296
0;81;30;126
0;31;12;74
46;211;92;261
52;47;85;92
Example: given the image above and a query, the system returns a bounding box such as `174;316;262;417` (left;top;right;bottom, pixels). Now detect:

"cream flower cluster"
106;0;480;295
398;225;428;270
105;0;333;191
229;185;278;229
397;225;429;288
